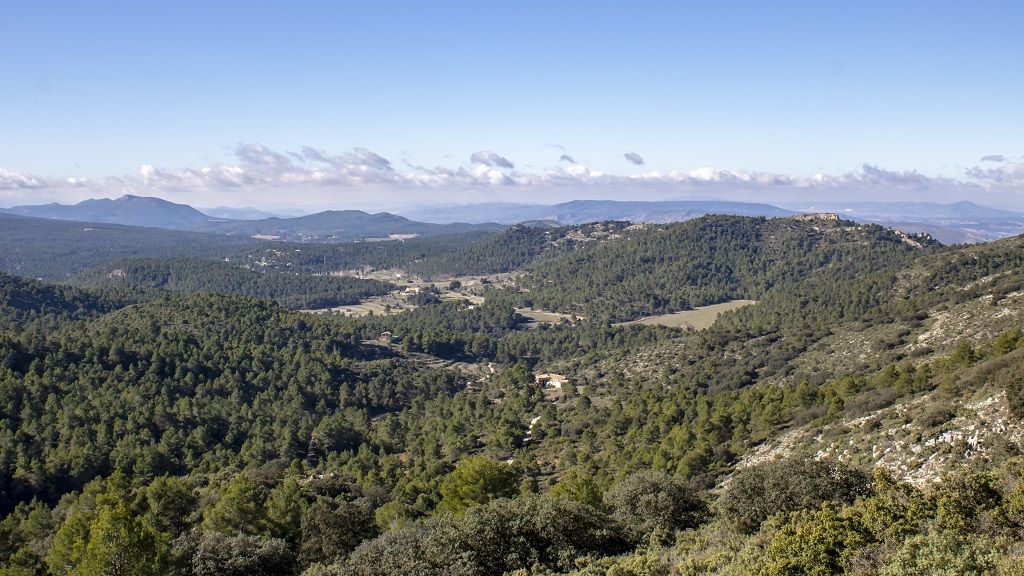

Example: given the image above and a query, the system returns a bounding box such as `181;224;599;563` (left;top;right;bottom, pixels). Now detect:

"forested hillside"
73;258;394;310
0;213;552;281
496;215;940;322
195;209;504;242
2;215;1024;575
0;212;624;283
0;273;144;330
0;213;255;280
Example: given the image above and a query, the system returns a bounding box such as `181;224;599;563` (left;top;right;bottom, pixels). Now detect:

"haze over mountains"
7;195;211;230
6;195;503;243
400;199;1024;244
398;199;796;225
6;194;1024;244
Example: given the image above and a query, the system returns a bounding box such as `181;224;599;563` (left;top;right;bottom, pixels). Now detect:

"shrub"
880;531;999;576
550;469;605;509
438;457;519;515
606;471;707;543
298;498;379;566
192;533;294;576
719;457;872;534
757;504;869;576
344;496;626;576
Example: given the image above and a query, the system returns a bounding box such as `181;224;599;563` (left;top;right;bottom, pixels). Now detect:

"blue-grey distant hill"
9;195;211;230
200;206;283;220
8;195;506;242
195;209;506;242
784;200;1023;221
400;199;795;224
399;199;1024;244
780;200;1024;244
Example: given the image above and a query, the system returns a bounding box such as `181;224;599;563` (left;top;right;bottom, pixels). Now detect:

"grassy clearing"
618;299;757;329
515;308;582;324
303;292;413;317
302;280;491;317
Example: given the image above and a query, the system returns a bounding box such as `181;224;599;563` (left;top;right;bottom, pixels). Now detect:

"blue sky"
1;1;1022;209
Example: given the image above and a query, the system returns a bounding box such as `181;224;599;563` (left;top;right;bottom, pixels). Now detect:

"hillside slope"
2;217;1024;575
0;212;258;280
497;214;939;322
72;257;395;309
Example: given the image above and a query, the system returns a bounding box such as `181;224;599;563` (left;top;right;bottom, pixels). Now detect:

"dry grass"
618;299;757;329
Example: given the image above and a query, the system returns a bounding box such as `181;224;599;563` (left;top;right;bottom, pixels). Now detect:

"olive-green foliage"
932;470;1004;534
0;500;52;576
851;469;933;542
298;499;378;566
344;495;627;576
203;474;272;535
718;457;872;534
265;477;307;544
1000;352;1024;420
44;474;168;576
607;471;707;544
192;532;294;576
880;530;1000;576
44;473;166;576
73;503;166;576
755;504;869;576
551;469;605;509
144;475;197;534
438;457;519;514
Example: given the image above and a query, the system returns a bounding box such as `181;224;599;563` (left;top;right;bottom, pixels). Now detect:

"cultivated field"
304;292;413;317
619;299;757;329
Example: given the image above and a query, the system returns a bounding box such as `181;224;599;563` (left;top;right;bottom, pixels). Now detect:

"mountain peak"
11;195;211;230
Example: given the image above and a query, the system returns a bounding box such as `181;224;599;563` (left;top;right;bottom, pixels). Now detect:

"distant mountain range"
200;206;283;220
9;195;210;230
399;199;1024;244
6;195;1024;245
398;199;796;224
779;200;1024;244
196;210;505;242
783;200;1023;221
6;195;504;242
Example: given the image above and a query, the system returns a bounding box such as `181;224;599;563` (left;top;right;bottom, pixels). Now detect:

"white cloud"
966;162;1024;186
624;152;645;166
470;150;515;169
0;167;45;189
3;145;1023;210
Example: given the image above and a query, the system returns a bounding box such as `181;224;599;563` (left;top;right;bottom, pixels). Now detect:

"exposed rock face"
790;212;840;222
736;390;1024;486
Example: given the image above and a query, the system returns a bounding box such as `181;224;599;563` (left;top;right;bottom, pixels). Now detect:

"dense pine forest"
71;258;395;310
2;214;1024;575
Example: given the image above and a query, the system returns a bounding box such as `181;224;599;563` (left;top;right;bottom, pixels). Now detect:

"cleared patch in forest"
515;308;583;325
618;299;757;330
